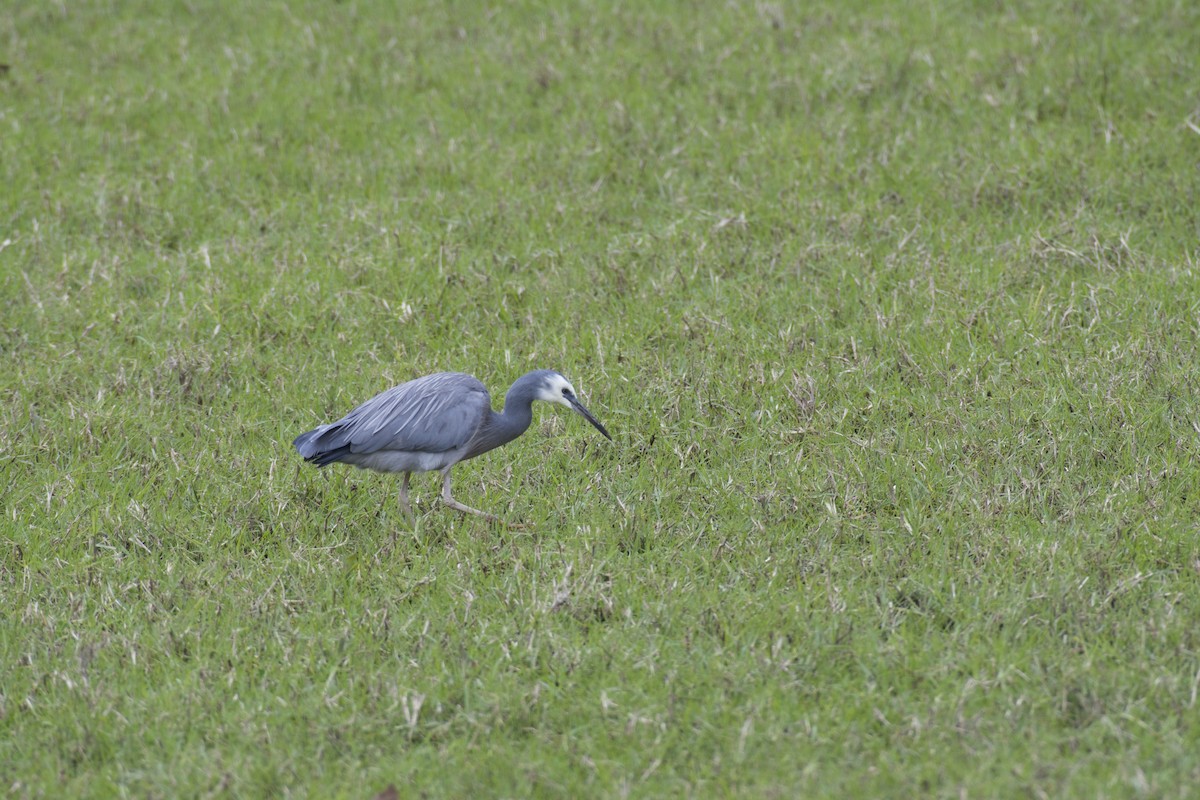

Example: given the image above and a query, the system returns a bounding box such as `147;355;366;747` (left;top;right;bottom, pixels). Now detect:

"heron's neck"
464;397;533;460
495;394;534;441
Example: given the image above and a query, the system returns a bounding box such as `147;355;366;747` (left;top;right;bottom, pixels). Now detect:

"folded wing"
294;372;490;465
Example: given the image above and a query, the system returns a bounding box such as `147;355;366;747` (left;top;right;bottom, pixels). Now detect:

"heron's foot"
441;496;532;529
443;495;500;523
440;470;527;527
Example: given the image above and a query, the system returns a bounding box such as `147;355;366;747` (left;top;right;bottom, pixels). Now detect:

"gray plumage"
294;369;611;521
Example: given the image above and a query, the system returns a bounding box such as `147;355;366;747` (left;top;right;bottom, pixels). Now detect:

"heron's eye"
562;388;570;396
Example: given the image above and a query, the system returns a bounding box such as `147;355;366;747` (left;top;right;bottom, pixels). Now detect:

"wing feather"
298;372;490;458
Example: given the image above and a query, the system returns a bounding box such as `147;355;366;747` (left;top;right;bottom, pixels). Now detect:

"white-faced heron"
294;370;611;521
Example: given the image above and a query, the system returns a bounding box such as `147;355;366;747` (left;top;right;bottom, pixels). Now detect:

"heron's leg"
441;468;499;522
398;471;413;517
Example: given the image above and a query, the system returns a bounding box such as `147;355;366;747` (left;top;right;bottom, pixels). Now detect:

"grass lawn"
3;0;1200;796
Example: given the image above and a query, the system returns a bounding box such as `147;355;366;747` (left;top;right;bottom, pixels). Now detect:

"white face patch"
538;374;577;408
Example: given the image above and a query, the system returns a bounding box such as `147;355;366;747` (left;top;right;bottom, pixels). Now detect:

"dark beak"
567;395;612;440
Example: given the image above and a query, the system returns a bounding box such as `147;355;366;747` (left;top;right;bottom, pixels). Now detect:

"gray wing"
301;372;491;458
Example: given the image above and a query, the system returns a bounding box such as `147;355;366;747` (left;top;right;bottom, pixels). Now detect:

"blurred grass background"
2;1;1200;796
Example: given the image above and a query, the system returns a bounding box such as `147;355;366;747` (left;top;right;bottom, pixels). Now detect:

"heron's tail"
293;426;353;467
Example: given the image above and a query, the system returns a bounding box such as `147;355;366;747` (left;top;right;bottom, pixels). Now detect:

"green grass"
3;0;1200;796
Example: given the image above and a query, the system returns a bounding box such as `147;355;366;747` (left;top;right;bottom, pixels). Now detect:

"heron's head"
535;371;612;441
